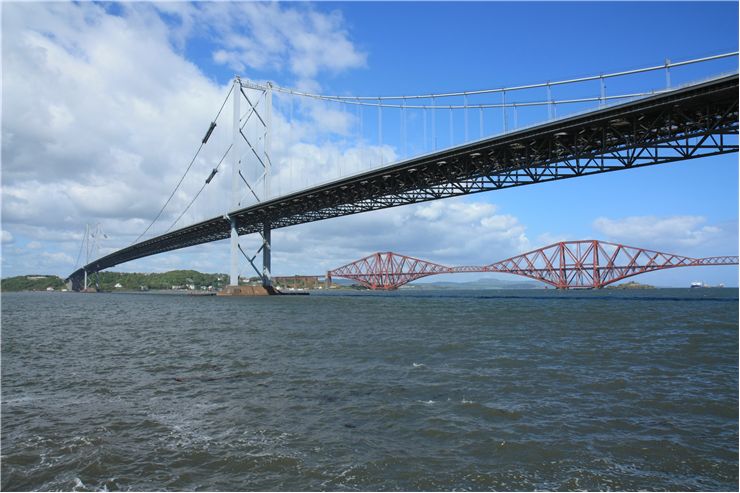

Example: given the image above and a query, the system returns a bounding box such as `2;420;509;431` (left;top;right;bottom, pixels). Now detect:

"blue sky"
2;1;738;287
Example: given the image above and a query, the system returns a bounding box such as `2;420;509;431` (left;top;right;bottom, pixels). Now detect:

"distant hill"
1;275;66;292
404;277;541;290
94;270;228;291
1;270;229;292
328;276;541;290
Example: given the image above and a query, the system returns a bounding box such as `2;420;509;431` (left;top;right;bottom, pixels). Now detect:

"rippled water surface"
2;289;738;491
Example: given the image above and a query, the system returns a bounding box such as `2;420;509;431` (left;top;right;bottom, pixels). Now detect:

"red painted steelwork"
327;252;452;290
327;240;738;290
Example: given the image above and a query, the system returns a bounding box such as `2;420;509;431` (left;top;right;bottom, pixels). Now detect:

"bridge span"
68;72;738;291
327;240;739;290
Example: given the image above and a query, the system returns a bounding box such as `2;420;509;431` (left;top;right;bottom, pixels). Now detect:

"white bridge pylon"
230;78;273;288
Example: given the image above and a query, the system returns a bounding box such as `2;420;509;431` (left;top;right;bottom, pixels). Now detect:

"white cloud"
0;1;376;278
41;251;74;265
2;2;228;228
592;215;724;248
535;232;570;247
593;216;738;264
197;2;367;80
1;230;14;244
0;2;529;282
263;197;531;276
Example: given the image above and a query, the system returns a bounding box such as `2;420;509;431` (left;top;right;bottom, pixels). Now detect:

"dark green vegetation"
94;270;227;291
1;270;228;292
1;275;66;292
606;281;656;289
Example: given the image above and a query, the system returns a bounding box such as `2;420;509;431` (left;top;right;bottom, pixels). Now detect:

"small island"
605;281;655;290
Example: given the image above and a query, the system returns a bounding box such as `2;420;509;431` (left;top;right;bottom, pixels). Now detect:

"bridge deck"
69;74;739;283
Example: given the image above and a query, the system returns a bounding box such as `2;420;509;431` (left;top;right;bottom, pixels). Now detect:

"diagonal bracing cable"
164;144;232;234
74;227;86;268
132;84;234;244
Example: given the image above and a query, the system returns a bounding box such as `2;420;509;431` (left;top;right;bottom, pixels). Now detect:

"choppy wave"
2;289;737;491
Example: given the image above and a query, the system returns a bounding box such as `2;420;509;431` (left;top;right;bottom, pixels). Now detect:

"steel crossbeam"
67;75;738;288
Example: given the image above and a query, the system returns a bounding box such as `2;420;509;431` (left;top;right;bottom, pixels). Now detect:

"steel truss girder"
328;252;452;290
68;74;739;285
327;241;738;290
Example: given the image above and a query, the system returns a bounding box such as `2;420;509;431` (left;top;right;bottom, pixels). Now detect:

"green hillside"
1;270;229;292
605;281;655;289
1;275;66;292
94;270;228;290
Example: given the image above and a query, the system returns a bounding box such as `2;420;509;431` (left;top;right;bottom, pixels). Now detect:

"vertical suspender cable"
378;98;383;165
402;98;406;158
74;225;85;269
423;105;427;152
479;106;483;139
289;92;294;191
665;58;671;88
464;94;469;142
449;106;453;146
355;99;360;174
502;90;507;133
432;96;436;150
339;101;344;177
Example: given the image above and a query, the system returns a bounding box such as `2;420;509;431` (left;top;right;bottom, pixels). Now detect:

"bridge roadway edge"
67;74;739;288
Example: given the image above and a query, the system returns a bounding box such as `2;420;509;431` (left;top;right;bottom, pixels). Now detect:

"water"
2;289;737;491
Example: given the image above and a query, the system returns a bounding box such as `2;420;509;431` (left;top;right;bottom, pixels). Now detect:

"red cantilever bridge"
326;240;738;290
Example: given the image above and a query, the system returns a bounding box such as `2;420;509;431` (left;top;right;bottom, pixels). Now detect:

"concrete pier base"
217;285;279;296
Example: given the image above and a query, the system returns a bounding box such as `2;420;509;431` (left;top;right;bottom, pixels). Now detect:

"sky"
1;1;738;287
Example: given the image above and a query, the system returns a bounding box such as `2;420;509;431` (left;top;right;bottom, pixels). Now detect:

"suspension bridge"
326;240;739;290
67;52;739;292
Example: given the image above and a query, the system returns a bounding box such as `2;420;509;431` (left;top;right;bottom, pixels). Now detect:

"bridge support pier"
262;221;272;288
230;217;239;287
219;221;278;296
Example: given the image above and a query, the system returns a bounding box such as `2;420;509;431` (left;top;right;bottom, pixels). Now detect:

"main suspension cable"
267;51;737;102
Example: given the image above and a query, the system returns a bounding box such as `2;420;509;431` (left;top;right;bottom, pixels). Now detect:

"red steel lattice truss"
327;240;738;290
